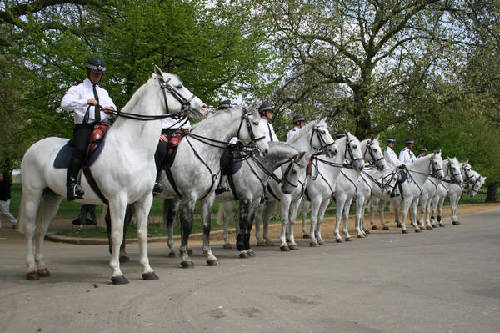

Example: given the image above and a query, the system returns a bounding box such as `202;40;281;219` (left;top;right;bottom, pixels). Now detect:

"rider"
286;114;306;141
216;100;240;194
61;57;116;200
258;101;278;142
399;138;416;164
384;138;406;197
417;147;427;158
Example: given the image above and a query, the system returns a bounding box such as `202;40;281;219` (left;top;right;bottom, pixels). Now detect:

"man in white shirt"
399;139;416;164
61;57;117;200
417;147;427;158
286;114;306;141
258;102;278;142
384;138;403;168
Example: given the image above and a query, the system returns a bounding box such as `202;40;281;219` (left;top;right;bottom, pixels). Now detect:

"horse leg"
245;201;258;256
438;196;445;226
164;199;180;257
201;193;218;266
254;203;265;245
134;193;157;280
179;196;195;268
425;198;433;230
222;201;234;249
21;189;43;280
287;197;301;250
400;197;412;234
108;197;128;284
418;194;425;228
335;194;346;242
279;195;292;251
34;191;62;277
316;198;330;245
302;200;310;238
309;196;322;246
237;199;251;258
119;205;134;263
410;198;421;232
343;197;353;241
394;198;402;227
355;195;366;238
450;193;460;225
262;200;276;245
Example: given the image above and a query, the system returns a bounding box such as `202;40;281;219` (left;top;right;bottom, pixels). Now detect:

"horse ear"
153;65;163;78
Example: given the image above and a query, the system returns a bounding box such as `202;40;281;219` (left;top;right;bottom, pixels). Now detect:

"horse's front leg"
309;196;322;246
302;200;311;238
437;196;445;226
134;193;158;280
180;196;196;268
201;193;218;266
262;199;277;245
410;198;421;232
287;197;302;250
425;198;433;229
237;199;251;258
164;199;180;257
400;197;412;234
316;198;330;245
335;194;346;242
450;193;460;225
108;197;128;284
222;201;234;249
343;197;353;241
355;194;366;238
279;195;292;251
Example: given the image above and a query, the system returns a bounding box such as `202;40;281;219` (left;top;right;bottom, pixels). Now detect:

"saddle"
165;129;188;168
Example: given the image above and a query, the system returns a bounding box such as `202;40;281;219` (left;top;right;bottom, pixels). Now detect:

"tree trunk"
486;182;498;202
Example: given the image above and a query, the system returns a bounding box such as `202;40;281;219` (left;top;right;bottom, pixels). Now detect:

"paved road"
1;209;499;333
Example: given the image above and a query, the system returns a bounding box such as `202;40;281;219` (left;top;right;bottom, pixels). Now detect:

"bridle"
237;107;266;145
310;126;335;156
428;155;443;178
363;139;384;168
445;162;462;184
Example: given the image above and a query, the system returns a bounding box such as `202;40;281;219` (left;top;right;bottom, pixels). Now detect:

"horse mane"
287;119;320;145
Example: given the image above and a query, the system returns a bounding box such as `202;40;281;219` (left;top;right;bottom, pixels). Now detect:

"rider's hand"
200;103;208;116
160;134;168;142
101;106;115;114
87;98;98;106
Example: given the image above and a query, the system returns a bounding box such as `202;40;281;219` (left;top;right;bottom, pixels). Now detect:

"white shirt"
399;147;416;164
258;118;278;142
161;117;191;130
286;126;300;142
61;78;117;124
384;146;403;167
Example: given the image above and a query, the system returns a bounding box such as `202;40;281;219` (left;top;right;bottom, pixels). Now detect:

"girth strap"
165;167;182;197
82;165;108;205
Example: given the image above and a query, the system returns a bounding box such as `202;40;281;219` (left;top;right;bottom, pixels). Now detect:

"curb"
45;228;230;245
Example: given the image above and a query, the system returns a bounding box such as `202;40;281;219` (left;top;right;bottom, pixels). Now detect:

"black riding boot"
67;156;84;200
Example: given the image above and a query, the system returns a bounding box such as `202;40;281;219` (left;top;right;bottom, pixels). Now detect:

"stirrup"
68;183;84;200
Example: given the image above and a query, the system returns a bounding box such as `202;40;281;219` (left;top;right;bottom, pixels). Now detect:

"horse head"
311;119;336;157
152;66;204;121
430;150;443;180
447;157;462;184
469;171;486;197
236;106;269;154
363;138;384;170
337;132;364;171
281;151;309;194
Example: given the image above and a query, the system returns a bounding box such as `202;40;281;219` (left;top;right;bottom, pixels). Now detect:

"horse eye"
176;84;183;89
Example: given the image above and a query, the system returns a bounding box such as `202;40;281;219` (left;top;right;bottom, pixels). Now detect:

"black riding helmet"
258;102;273;116
387;137;396;143
293;114;305;125
86;57;106;74
419;147;427;152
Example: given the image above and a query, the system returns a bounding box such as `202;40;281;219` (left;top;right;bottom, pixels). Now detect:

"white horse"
398;151;443;233
155;106;269;267
254;119;335;251
418;158;462;229
18;67;204;284
333;133;365;242
214;142;305;258
431;163;486;226
353;138;386;238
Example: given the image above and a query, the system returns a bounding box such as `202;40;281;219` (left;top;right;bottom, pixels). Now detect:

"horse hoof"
396;223;402;228
426;226;433;230
402;230;408;234
202;249;208;255
168;251;177;258
419;226;425;230
371;225;378;230
345;237;352;242
415;229;422;233
37;268;51;277
26;271;40;280
142;272;159;280
247;250;256;257
111;275;129;285
280;245;290;252
452;221;461;225
256;240;266;246
207;259;218;266
289;244;298;250
336;238;343;243
383;226;389;230
364;229;370;234
239;252;249;259
265;240;274;246
302;234;311;239
119;255;130;264
357;235;365;239
181;261;194;268
317;240;325;245
431;224;437;228
223;243;233;249
310;242;318;247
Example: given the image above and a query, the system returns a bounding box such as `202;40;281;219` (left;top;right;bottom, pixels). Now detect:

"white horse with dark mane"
154;106;269;267
254;119;335;251
431;163;486;226
18;67;204;284
418;157;462;229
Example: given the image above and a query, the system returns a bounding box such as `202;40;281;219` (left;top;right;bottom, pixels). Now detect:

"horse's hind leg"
201;193;218;266
164;199;180;257
287;197;302;249
237;199;251;258
34;191;62;277
20;190;43;280
302;200;310;238
180;197;196;268
262;200;277;245
316;198;330;244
